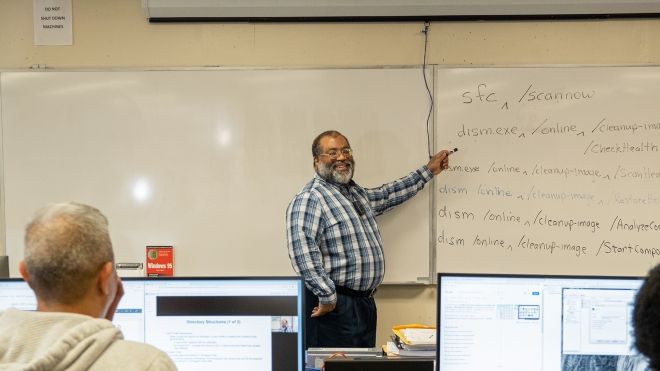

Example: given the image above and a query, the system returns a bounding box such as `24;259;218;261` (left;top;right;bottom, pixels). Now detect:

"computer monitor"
0;276;304;371
437;273;648;371
0;278;35;310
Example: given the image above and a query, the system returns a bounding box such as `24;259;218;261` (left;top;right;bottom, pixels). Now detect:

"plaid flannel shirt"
286;166;433;305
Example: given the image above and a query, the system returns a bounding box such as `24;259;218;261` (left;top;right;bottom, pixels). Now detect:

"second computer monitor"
437;273;648;371
0;276;304;371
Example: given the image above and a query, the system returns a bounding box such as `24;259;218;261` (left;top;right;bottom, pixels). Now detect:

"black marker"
448;148;459;155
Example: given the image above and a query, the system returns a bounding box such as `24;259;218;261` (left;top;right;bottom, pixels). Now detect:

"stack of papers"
398;328;436;349
385;341;435;357
384;324;436;357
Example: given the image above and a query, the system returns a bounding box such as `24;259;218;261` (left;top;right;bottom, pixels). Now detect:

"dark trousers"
304;287;377;348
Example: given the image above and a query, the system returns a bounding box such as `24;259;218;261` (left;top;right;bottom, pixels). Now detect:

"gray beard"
317;160;354;184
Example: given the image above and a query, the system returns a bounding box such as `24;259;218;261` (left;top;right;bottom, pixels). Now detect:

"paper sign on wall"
146;246;174;276
33;0;72;45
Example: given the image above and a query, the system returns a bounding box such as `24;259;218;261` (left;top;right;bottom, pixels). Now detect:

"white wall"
2;0;660;348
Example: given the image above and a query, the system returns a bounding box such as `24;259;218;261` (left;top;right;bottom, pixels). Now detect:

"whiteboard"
0;68;434;282
436;66;660;276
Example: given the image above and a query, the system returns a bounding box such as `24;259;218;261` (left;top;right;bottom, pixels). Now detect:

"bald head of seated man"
0;202;177;370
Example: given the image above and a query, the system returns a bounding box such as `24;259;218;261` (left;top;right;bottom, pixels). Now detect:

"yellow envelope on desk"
391;324;436;350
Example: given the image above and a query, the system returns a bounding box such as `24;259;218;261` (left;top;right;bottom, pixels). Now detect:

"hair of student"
23;202;114;304
633;263;660;370
311;130;349;157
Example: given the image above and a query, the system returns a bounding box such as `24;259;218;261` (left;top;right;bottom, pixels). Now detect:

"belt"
336;285;377;298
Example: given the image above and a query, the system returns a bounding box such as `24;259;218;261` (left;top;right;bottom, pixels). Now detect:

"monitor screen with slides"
0;277;304;371
437;273;649;371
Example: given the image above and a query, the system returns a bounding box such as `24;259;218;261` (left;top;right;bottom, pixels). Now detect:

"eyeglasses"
319;148;353;160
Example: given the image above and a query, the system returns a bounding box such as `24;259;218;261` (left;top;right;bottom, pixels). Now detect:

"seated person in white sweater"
0;202;177;371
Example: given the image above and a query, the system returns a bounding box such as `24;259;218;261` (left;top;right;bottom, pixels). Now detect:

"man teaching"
286;130;450;348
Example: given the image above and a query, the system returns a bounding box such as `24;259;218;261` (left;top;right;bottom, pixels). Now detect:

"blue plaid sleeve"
366;165;433;216
286;191;337;305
